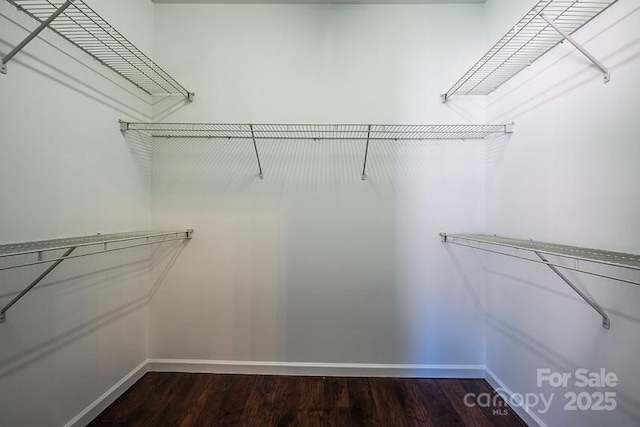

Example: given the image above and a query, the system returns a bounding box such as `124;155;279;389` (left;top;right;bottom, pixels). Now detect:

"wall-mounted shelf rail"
440;233;640;329
0;229;194;323
1;0;194;101
121;121;513;180
441;0;618;103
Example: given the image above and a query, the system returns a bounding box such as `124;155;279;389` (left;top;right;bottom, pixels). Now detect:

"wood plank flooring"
89;373;528;427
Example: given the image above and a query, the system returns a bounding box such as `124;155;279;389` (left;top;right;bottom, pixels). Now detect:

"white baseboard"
147;358;485;378
64;360;148;427
484;366;547;427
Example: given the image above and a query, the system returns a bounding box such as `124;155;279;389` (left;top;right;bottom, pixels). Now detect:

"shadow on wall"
487;4;640;123
124;128;153;184
152;95;193;122
147;135;486;197
443;244;640;424
0;36;149;120
447;243;640;325
0;239;188;381
485;315;640;424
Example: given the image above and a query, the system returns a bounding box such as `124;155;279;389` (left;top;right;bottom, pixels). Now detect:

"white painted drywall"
481;0;640;426
148;3;492;367
0;1;156;426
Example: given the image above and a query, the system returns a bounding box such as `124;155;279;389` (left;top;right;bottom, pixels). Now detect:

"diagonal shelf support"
0;229;193;324
439;233;633;330
0;246;76;324
1;0;76;75
361;125;371;181
539;13;610;83
249;124;264;180
535;251;610;330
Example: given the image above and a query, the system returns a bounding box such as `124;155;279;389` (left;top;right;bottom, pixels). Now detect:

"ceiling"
151;1;486;4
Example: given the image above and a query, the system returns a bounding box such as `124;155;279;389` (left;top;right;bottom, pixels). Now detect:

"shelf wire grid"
123;123;510;140
6;0;191;97
443;0;618;99
0;230;189;258
444;234;640;271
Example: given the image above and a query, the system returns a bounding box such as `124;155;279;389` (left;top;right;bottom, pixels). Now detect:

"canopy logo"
463;368;618;415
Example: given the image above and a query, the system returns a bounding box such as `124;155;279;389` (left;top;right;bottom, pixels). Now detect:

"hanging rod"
2;0;194;101
0;229;193;323
121;121;513;180
441;0;618;102
440;233;640;329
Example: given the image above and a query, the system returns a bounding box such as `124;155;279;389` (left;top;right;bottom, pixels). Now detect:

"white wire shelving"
0;229;194;323
121;121;514;180
441;0;619;102
1;0;194;100
121;122;513;140
440;233;640;329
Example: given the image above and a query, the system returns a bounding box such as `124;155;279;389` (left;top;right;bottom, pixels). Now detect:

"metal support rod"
0;236;188;272
361;125;371;181
539;13;610;83
535;251;610;330
1;0;76;74
0;247;76;324
249;124;264;179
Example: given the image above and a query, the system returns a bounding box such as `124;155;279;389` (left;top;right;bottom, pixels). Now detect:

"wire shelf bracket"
440;233;640;329
1;0;74;74
361;125;372;181
121;121;513;180
1;0;194;101
441;0;618;103
540;13;610;83
249;124;264;180
535;251;610;329
0;229;194;324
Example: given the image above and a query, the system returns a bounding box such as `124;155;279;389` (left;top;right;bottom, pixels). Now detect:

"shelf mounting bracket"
0;246;76;324
249;124;264;179
1;0;76;75
539;13;610;83
361;125;372;181
535;251;610;330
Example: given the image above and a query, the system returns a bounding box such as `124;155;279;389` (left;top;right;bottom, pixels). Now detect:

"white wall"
0;1;156;426
148;4;493;369
480;0;640;426
4;0;638;425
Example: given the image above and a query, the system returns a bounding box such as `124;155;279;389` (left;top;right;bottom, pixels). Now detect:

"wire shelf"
5;0;192;98
442;234;640;271
0;229;193;324
0;230;192;259
441;232;640;330
121;122;512;140
442;0;618;101
441;233;640;285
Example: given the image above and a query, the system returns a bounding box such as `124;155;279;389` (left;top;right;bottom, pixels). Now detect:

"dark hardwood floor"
89;373;528;427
